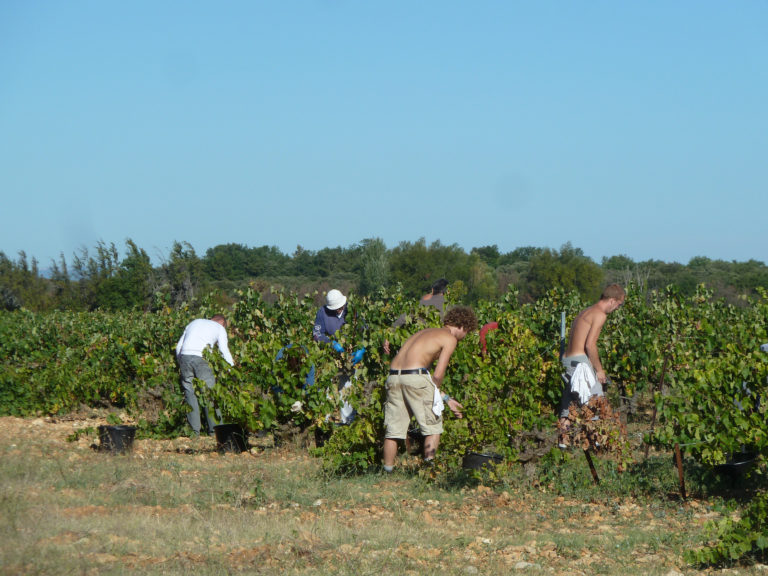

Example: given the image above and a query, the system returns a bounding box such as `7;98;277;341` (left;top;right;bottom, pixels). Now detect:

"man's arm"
216;326;235;367
430;335;458;388
433;336;463;418
312;309;330;343
175;329;186;357
585;313;607;383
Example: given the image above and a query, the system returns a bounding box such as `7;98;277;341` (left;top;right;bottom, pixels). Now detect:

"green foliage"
2;283;768;565
157;241;205;307
6;237;768;313
648;287;768;465
0;251;51;311
0;307;182;417
387;238;473;299
106;412;123;425
357;238;389;296
438;311;556;467
686;490;768;566
526;243;604;302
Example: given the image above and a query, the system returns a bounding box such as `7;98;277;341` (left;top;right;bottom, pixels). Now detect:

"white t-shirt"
175;319;235;366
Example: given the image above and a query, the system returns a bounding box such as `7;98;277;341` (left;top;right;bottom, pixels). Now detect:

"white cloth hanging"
432;385;445;417
570;362;604;405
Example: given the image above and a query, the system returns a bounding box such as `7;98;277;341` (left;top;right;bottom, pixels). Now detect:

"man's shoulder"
414;325;443;335
580;303;607;320
413;326;453;343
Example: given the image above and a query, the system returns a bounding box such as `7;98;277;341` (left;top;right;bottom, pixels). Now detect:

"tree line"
1;237;767;312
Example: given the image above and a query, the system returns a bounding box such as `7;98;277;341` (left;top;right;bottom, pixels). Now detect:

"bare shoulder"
581;303;606;323
413;327;454;351
393;327;453;369
589;303;608;323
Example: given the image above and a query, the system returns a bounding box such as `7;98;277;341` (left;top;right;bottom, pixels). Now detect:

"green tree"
471;245;501;268
69;240;154;310
203;243;251;281
248;245;290;277
358;238;389;296
467;256;498;303
160;241;204;307
602;254;652;292
498;246;545;266
388;238;471;297
48;253;81;310
526;243;603;301
290;245;318;277
0;251;51;311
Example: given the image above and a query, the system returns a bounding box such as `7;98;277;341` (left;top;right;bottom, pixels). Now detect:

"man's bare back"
566;304;607;356
390;326;461;387
381;306;477;470
565;289;624;384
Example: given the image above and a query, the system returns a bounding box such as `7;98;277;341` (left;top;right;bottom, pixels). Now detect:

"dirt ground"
2;414;766;576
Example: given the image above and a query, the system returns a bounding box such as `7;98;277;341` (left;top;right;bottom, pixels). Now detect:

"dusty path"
0;415;761;575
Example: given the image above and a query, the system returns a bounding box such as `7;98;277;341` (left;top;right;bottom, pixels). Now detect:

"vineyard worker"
175;314;235;436
382;306;478;471
558;284;625;447
312;289;347;343
311;289;360;423
418;277;449;319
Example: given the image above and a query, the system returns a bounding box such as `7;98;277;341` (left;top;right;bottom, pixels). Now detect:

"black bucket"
98;425;136;454
714;451;758;477
214;424;249;453
462;451;503;470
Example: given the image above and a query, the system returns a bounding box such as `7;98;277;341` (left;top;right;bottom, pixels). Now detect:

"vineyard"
1;284;767;566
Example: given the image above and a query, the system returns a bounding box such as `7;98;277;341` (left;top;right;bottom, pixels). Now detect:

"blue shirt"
312;306;346;343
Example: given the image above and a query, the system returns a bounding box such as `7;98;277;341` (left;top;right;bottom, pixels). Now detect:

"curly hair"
443;306;478;333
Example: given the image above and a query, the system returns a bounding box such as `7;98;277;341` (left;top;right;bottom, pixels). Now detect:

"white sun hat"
325;289;347;310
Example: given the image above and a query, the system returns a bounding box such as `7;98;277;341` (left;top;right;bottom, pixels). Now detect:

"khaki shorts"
384;373;443;438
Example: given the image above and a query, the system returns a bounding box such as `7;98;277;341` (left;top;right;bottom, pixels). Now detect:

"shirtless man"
382;306;478;471
558;284;625;441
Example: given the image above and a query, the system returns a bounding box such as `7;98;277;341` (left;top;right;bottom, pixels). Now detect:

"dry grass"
0;416;764;575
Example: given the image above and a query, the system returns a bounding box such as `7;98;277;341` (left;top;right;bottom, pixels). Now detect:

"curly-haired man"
382;306;478;471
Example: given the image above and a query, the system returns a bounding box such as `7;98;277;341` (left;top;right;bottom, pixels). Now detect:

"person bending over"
382;306;478;471
558;284;625;446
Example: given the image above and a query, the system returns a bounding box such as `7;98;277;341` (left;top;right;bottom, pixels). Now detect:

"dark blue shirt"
312;306;346;343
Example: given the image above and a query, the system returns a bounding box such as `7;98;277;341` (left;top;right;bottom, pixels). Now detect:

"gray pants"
178;355;222;435
559;354;596;418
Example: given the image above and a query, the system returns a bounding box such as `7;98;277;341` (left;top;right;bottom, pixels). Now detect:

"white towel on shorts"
432;385;445;417
570;362;603;405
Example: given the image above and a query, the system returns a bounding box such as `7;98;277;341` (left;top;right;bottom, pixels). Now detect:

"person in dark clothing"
418;278;449;320
313;289;347;343
311;289;359;423
385;279;450;355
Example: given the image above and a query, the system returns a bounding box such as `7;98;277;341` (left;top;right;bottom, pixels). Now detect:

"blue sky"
2;1;766;268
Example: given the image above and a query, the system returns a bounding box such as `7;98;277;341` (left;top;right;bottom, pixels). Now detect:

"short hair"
600;284;625;301
211;314;228;327
432;278;449;294
443;306;478;333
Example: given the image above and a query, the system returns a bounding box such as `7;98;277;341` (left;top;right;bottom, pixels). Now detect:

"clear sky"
1;1;766;268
